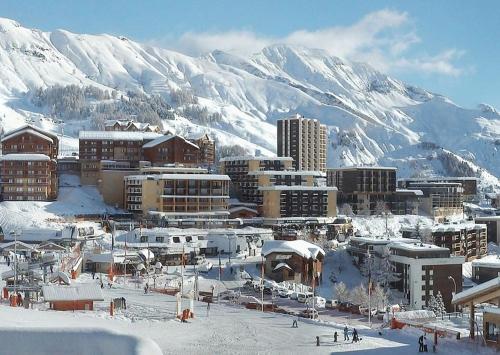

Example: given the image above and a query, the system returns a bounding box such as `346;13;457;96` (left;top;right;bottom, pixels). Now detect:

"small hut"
42;284;103;311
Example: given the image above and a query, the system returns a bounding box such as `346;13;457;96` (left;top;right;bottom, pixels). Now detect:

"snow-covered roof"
220;155;293;162
228;206;258;214
258;186;337;191
452;276;500;304
141;166;208;174
389;242;449;252
396;188;424;196
0;153;51;161
476;216;500;222
393;310;436;321
248;170;325;176
471;255;500;268
79;131;161;141
142;135;199;149
484;306;500;315
262;240;325;259
49;271;71;285
0;241;35;251
431;222;486;233
398;177;479;182
125;173;230;181
328;166;397;171
138;249;154;261
273;262;292;271
42;284;104;302
1;125;56;143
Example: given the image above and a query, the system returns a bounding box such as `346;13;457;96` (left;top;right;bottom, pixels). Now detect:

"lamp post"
9;230;19;297
448;276;457;313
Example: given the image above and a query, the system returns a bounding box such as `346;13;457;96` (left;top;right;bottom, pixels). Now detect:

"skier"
50;265;53;274
121;297;126;310
423;336;428;352
100;281;104;289
206;301;210;317
343;325;349;341
334;331;338;342
292;319;298;328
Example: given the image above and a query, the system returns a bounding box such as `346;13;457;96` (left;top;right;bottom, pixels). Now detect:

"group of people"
342;326;360;343
418;334;429;352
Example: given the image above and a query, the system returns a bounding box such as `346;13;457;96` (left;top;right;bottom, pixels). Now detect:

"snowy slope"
0;18;498;188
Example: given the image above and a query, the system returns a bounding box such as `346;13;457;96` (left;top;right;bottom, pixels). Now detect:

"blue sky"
0;1;498;108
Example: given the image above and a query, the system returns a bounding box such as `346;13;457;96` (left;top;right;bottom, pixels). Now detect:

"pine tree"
434;291;446;315
377;248;400;289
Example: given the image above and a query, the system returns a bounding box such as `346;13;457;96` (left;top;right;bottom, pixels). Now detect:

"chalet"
261;240;325;284
42;284;103;311
142;135;201;166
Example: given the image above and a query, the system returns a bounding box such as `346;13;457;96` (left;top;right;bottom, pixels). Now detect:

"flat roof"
398;177;479;182
327;166;397;171
220;155;293;162
125;173;230;181
389;242;449;252
258;186;337;191
248;170;325;176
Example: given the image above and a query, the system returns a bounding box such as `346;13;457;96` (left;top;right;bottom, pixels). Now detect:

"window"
186;236;192;242
140;236;148;243
156;236;164;243
173;237;180;243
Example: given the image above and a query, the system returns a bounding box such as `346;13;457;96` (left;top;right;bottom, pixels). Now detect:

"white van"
297;292;313;303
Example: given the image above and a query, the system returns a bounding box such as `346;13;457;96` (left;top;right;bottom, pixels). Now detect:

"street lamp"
448;276;457;313
9;230;20;297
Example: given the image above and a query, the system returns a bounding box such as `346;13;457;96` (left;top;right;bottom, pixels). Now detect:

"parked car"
360;307;377;317
325;299;339;309
198;261;213;273
299;309;319;319
297;292;314;303
290;292;299;300
338;302;353;312
350;304;361;314
278;289;292;298
306;296;326;309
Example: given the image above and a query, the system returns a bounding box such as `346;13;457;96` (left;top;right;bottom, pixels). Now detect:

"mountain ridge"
0;17;498;190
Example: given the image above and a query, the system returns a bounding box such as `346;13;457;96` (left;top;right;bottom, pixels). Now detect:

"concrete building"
259;185;337;219
403;181;464;221
398;177;478;201
389;242;464;312
262;240;325;284
277;114;327;172
475;216;500;245
1;125;59;201
104;119;161;133
402;222;487;261
327;166;423;215
219;156;293;203
472;256;500;284
123;173;230;215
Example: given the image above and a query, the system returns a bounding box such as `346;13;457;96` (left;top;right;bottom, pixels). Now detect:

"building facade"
398;177;478;201
259;186;337;218
1;125;59;201
389;242;464;312
142;135;202;166
472;256;500;284
123;173;230;215
475;216;500;245
188;133;215;166
219;156;293;203
277;114;327;172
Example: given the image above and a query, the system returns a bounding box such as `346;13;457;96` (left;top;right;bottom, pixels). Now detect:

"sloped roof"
0;153;51;161
42;284;104;302
273;262;292;271
262;240;325;259
142;134;199;149
0;241;35;251
1;125;58;143
452;276;500;304
79;131;161;141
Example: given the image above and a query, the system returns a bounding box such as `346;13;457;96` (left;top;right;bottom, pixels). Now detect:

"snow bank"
0;327;162;355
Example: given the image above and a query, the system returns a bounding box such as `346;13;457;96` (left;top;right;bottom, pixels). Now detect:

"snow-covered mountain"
0;18;498;189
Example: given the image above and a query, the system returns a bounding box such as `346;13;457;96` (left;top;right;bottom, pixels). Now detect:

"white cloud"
157;9;465;77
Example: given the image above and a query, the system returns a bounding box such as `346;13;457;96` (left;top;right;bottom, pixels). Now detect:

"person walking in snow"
423;336;428;352
343;326;349;341
351;328;359;343
418;335;424;352
334;331;338;342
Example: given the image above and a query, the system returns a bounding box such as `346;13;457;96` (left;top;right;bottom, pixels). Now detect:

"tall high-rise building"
277;114;327;172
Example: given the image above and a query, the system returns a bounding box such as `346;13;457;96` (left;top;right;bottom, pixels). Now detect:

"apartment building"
475;216;500;245
398;177;478;201
389;242;464;312
123;173;230;216
79;131;161;184
472;255;500;284
0;154;58;201
403;182;464;221
277;114;327;172
142;135;202;166
188;133;215;166
0;125;59;201
219;156;293;203
259;185;337;218
402;222;487;261
104;119;161;133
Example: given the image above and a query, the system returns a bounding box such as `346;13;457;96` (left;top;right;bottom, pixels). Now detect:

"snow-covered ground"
0;174;122;232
